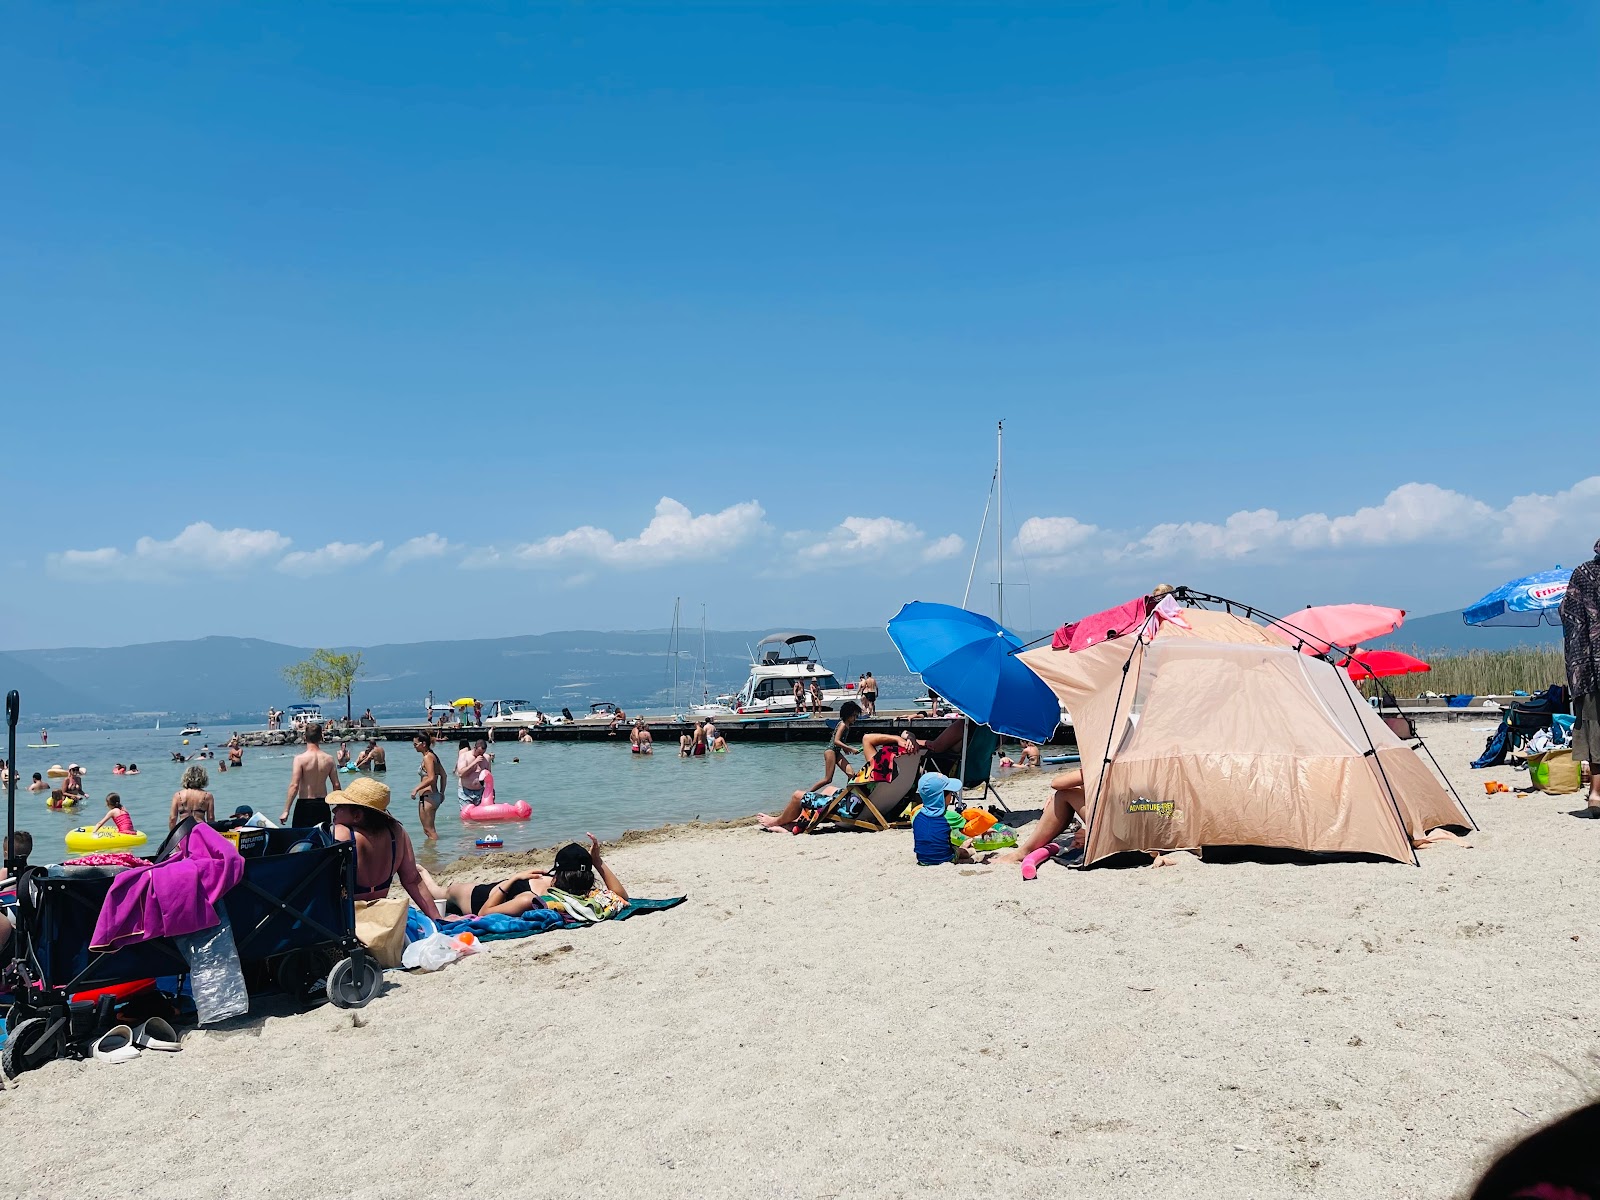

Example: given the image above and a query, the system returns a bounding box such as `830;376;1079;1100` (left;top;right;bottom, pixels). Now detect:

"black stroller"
3;812;380;1076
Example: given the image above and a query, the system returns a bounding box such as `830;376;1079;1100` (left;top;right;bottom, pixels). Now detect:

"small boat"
180;724;203;737
483;700;547;728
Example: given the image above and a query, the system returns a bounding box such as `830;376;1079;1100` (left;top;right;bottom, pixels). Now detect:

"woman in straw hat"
326;776;442;922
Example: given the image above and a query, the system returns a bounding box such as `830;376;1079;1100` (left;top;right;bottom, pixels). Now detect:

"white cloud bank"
1013;475;1600;571
386;533;455;568
500;498;767;568
49;522;292;578
792;516;965;568
278;540;385;576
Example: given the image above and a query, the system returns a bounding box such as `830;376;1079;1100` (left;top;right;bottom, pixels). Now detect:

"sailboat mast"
995;419;1005;627
700;605;709;704
671;597;682;712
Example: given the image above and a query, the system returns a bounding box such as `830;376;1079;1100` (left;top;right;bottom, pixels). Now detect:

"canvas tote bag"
1528;749;1582;795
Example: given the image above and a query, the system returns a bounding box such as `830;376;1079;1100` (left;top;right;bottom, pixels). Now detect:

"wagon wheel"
2;1017;59;1077
274;949;328;1007
325;954;382;1009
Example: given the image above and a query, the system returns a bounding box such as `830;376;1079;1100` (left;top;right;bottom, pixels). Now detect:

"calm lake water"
6;726;821;865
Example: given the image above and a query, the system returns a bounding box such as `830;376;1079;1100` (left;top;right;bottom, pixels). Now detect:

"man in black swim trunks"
282;721;340;826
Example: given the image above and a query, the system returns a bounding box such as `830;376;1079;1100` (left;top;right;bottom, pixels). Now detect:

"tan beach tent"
1018;608;1473;867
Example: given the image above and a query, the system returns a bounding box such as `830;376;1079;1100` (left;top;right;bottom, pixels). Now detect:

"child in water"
91;793;136;836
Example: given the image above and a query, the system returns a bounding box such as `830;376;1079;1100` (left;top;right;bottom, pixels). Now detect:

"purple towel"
91;823;245;950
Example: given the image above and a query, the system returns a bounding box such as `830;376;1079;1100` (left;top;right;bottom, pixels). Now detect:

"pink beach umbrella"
1343;649;1431;682
1267;604;1405;655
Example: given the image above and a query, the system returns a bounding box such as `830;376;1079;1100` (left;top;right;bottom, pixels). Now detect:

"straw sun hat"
326;775;394;817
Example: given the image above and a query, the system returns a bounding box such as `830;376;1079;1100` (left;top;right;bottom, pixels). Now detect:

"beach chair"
957;725;1011;813
800;749;925;834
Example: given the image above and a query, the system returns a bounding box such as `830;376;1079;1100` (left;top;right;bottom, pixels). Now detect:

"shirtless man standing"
282;721;340;826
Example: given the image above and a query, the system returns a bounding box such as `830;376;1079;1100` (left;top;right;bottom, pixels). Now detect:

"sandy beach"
3;721;1594;1199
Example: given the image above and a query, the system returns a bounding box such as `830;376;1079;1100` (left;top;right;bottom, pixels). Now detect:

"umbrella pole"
958;722;968;790
5;690;17;875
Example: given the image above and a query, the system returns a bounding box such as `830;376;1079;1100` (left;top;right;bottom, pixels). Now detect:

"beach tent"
1018;608;1473;867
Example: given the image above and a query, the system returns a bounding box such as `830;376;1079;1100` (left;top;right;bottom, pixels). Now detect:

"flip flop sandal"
92;1025;141;1065
132;1018;181;1052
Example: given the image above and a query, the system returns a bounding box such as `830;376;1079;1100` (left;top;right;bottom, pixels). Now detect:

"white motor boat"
733;633;853;714
483;700;548;728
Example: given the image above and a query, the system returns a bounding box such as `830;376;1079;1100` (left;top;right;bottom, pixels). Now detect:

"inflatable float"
45;794;80;810
460;800;531;822
65;827;149;853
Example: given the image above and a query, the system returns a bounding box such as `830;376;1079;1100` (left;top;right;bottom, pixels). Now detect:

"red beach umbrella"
1343;650;1431;681
1268;604;1406;655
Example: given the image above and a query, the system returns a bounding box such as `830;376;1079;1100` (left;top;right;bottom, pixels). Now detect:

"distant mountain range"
0;628;929;726
0;609;1561;726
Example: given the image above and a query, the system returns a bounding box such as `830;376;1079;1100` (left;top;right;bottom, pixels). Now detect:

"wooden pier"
238;712;1076;749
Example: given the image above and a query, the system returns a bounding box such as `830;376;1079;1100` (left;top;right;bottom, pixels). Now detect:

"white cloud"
1015;516;1100;557
277;540;385;576
793;516;964;568
1017;475;1600;573
48;522;291;579
386;533;454;568
507;498;766;568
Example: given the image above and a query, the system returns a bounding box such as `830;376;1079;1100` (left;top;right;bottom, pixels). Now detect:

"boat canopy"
755;633;819;664
286;704;322;713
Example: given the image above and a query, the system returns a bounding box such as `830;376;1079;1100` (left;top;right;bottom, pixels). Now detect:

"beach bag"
1527;749;1581;795
354;896;411;968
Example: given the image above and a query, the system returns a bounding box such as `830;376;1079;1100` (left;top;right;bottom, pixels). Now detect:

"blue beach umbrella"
1462;566;1571;628
886;601;1060;743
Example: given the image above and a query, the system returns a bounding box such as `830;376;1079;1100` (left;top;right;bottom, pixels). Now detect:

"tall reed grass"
1360;645;1565;698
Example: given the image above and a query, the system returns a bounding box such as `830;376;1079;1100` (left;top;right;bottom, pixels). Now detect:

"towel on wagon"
90;823;244;950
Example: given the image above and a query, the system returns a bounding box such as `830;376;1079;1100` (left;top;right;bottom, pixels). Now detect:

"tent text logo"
1127;797;1174;816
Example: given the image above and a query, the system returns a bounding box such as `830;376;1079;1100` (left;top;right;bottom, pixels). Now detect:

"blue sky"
3;2;1596;649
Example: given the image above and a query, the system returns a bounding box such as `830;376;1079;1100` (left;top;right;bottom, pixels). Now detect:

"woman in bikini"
418;866;553;918
169;765;216;828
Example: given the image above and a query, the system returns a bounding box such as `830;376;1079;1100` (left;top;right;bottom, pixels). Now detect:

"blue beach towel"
434;896;687;943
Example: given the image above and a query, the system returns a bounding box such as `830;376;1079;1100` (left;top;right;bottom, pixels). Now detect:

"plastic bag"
175;903;249;1024
401;932;479;972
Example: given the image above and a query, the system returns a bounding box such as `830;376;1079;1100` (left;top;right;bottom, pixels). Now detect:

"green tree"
281;649;366;723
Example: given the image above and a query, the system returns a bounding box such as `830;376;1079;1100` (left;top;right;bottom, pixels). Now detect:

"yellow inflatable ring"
64;827;149;854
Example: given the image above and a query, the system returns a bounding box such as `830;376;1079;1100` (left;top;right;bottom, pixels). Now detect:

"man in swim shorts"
282;721;341;826
455;738;490;807
411;735;445;840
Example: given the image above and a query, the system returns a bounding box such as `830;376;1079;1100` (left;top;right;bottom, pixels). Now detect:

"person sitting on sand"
27;772;47;793
171;765;217;829
758;730;918;831
418;866;553;918
912;773;974;866
994;766;1087;875
327;778;441;922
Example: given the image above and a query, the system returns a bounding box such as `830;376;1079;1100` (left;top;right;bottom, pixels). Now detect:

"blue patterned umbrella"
1462;566;1571;628
887;602;1060;743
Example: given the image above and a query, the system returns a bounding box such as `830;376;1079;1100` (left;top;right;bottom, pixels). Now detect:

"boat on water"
180;723;203;737
483;699;547;727
732;633;852;715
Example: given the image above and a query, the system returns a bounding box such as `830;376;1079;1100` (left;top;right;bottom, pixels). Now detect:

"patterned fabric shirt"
1560;558;1600;698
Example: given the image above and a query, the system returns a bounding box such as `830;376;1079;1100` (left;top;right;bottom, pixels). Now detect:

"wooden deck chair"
800;749;925;834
